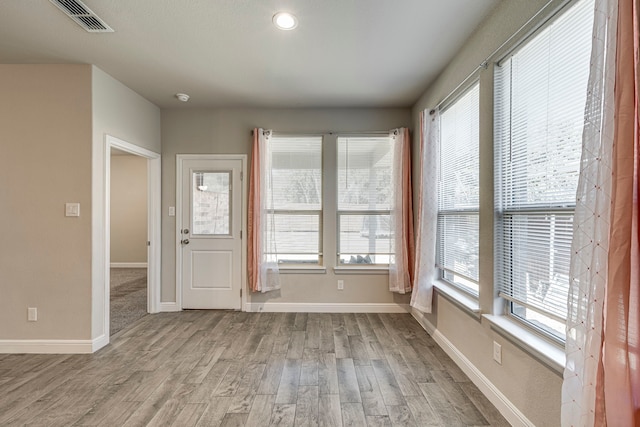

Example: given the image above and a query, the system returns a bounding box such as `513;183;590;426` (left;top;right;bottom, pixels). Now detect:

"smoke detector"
175;93;190;102
49;0;113;33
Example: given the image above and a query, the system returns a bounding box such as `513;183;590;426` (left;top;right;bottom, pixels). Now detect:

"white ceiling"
0;0;499;109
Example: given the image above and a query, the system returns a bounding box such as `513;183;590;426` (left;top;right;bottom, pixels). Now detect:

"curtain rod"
429;0;568;115
251;129;396;136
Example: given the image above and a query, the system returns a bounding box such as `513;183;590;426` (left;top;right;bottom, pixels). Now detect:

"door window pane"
192;171;231;235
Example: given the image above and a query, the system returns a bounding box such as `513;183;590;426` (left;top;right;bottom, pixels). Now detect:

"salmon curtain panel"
561;0;639;424
248;128;280;292
389;127;415;294
410;110;440;312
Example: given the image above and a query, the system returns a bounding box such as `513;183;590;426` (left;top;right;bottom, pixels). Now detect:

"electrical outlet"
337;280;344;290
493;341;502;365
28;307;37;322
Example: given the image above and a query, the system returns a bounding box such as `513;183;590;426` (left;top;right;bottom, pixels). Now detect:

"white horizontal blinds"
337;136;393;264
266;135;323;264
494;0;594;336
437;83;480;294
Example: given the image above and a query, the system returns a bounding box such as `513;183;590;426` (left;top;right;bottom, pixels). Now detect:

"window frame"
493;0;594;341
335;134;395;267
436;82;481;297
265;134;324;267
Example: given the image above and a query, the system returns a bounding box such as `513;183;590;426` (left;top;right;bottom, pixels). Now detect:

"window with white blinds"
337;136;393;265
266;135;323;264
494;0;594;339
438;83;480;295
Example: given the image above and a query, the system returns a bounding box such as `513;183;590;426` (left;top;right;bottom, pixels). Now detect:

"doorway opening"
103;135;161;342
110;148;148;334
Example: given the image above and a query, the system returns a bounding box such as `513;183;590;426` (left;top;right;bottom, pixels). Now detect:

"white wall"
161;108;412;307
92;66;161;342
110;154;148;264
410;1;570;425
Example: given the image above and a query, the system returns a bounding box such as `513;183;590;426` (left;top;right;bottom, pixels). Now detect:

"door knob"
181;239;190;245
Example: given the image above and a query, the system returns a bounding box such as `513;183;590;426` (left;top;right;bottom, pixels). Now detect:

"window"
494;0;594;339
337;136;393;265
438;83;480;295
266;135;323;264
192;171;231;235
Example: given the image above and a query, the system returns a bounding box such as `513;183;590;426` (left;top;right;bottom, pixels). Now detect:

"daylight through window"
337;136;393;265
265;135;323;264
494;0;594;339
438;83;480;295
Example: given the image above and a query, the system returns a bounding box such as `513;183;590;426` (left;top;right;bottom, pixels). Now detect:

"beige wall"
110;154;148;264
0;65;160;343
0;64;93;340
411;1;569;425
161;108;411;305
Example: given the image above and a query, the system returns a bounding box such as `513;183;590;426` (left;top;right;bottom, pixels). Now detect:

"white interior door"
180;158;242;309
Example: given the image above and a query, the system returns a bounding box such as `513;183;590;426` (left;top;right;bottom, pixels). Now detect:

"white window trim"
433;280;480;317
433;281;565;374
333;266;389;275
263;131;396;275
278;265;327;274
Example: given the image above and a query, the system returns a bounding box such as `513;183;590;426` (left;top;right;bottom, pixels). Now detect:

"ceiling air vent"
49;0;114;33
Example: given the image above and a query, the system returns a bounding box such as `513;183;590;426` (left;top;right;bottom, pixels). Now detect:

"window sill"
278;266;326;274
333;266;389;275
483;314;565;375
433;280;481;319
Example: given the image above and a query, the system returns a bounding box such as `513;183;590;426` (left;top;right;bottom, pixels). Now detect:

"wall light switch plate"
169;206;176;217
28;307;37;322
337;280;344;290
65;203;80;217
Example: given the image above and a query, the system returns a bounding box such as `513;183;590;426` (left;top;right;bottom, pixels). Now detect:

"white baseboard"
410;308;534;427
245;302;409;313
0;339;95;354
154;302;408;313
410;308;436;334
110;262;147;268
160;302;181;312
92;334;109;352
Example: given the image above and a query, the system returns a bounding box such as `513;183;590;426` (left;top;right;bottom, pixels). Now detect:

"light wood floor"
0;312;509;426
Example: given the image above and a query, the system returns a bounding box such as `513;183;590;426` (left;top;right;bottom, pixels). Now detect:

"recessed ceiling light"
273;12;298;30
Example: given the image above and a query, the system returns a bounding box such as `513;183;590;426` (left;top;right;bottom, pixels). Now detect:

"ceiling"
0;0;499;109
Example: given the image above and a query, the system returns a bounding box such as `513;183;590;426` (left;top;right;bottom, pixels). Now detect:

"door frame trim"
92;135;161;351
176;154;248;312
106;136;162;317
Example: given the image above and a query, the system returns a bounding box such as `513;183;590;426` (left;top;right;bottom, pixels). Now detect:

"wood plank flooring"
0;312;510;426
